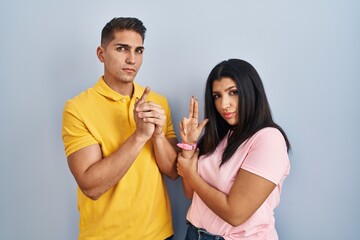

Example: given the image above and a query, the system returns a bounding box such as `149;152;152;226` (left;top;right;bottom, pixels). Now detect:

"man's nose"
126;52;135;65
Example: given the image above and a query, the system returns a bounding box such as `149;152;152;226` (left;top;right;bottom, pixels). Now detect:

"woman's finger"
193;97;199;120
181;117;188;135
188;96;195;119
198;118;209;131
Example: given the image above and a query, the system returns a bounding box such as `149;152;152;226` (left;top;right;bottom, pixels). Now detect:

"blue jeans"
185;222;224;240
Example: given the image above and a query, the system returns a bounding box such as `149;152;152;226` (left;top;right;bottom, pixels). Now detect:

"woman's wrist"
180;149;195;159
177;142;197;151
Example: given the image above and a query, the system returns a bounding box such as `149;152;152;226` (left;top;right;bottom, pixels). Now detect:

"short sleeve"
241;128;290;184
61;100;98;157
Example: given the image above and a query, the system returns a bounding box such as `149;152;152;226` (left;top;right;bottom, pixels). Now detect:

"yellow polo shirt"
62;77;176;239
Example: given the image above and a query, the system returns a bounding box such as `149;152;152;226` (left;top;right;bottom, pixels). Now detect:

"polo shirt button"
120;98;127;103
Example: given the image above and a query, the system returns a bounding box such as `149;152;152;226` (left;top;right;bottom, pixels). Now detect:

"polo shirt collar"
132;82;145;100
94;76;143;101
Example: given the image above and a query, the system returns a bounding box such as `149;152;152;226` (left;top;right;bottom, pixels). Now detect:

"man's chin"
119;76;136;83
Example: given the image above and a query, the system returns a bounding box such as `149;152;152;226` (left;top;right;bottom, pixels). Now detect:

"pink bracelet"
177;142;197;150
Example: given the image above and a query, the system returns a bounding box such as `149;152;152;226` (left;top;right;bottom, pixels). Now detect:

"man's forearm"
152;134;178;179
72;131;150;200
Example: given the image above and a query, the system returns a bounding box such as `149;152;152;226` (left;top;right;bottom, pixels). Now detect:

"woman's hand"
177;149;199;179
179;96;208;144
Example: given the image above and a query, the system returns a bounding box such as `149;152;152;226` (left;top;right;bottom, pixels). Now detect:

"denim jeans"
185;222;224;240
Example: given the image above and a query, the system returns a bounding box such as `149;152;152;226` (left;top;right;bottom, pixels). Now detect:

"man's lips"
123;67;136;73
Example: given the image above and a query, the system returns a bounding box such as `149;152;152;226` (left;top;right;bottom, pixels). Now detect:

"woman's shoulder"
251;127;286;145
242;127;290;183
255;127;282;137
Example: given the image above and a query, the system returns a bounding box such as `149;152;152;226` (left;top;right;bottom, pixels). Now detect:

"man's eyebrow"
114;43;130;48
114;43;144;49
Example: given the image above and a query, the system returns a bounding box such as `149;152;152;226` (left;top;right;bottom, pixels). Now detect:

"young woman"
177;59;291;240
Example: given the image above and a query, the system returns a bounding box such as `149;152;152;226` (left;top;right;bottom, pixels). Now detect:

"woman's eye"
212;94;220;99
229;90;238;96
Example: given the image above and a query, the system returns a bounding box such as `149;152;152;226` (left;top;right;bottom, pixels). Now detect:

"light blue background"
1;1;359;239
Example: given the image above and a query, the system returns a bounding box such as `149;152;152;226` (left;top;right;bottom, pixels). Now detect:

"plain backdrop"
1;1;359;239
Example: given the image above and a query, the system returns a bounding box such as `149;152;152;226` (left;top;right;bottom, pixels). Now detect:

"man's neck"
103;76;134;96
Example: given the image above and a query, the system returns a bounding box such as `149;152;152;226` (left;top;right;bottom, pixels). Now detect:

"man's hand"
134;87;155;140
135;88;166;138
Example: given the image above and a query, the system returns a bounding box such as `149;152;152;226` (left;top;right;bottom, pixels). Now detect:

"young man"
62;17;178;240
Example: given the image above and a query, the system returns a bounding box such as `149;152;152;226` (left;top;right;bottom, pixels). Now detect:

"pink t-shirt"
187;127;290;240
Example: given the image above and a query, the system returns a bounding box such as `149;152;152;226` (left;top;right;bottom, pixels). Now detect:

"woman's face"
212;77;239;126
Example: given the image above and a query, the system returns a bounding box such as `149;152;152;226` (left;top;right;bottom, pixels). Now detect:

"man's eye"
136;49;144;54
117;47;125;51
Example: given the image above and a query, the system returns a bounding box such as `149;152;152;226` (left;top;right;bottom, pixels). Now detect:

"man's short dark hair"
101;17;147;46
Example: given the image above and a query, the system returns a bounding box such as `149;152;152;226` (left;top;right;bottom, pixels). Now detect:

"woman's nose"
221;97;230;110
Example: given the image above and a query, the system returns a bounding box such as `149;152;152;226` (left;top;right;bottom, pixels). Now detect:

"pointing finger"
188;96;194;119
136;87;150;107
193;97;199;120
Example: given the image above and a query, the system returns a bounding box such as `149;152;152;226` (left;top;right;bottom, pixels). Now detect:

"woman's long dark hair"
198;59;291;167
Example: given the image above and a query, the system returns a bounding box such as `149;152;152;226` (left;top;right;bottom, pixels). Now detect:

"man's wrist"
134;130;150;143
152;132;165;139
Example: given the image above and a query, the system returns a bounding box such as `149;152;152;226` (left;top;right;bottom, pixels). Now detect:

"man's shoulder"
63;86;98;114
67;86;96;103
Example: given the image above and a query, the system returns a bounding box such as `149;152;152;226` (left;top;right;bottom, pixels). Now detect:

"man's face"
97;30;144;85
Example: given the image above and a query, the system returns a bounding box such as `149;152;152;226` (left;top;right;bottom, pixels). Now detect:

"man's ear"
97;46;105;62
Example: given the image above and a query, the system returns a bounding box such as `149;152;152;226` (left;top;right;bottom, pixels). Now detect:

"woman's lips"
223;112;235;119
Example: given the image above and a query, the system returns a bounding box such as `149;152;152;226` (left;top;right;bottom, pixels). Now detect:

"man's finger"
137;87;151;105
